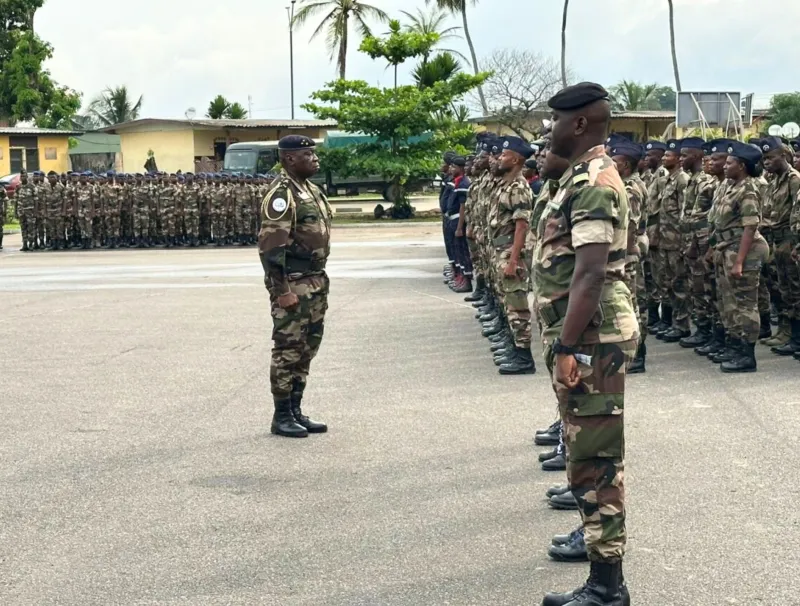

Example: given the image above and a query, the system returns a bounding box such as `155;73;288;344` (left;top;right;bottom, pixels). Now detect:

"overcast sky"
36;0;793;120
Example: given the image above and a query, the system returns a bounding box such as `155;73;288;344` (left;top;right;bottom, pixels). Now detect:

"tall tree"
610;81;660;111
426;0;487;116
766;93;800;129
400;7;466;63
361;19;438;88
560;0;569;88
88;86;143;126
292;0;389;80
226;102;248;119
413;52;462;89
206;95;231;119
667;0;682;91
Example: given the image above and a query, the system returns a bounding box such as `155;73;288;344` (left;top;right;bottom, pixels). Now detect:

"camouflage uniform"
90;183;105;246
487;173;533;348
644;167;668;307
683;170;717;327
623;174;647;339
755;175;772;317
43;181;66;247
533;145;638;563
211;183;228;243
34;181;47;246
656;168;690;330
16;182;38;249
766;167;800;321
234;183;252;241
104;182;121;244
0;187;6;249
75;183;93;243
464;171;485;279
712;177;769;344
160;183;178;241
183;182;200;242
258;171;332;398
133;180;150;240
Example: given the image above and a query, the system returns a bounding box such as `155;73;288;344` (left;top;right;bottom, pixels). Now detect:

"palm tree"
426;0;487;115
292;0;389;80
88;86;143;126
667;0;682;91
206;95;231;119
413;52;462;89
610;81;660;111
401;7;466;63
226;102;248;120
560;0;569;87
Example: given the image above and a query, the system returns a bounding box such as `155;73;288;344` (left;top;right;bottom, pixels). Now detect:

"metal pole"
288;1;296;120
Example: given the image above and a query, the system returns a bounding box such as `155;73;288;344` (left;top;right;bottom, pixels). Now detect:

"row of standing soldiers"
11;170;274;251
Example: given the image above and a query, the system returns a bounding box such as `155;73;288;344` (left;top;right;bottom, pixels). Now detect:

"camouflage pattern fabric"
258;170;332;398
234;184;252;237
160;185;178;238
133;182;151;237
104;184;121;240
623;174;647;339
683;172;717;325
644;167;668;306
488;173;533;347
544;338;637;563
16;183;37;247
658;169;690;327
43;182;65;244
183;184;200;238
211;185;228;240
75;184;93;240
768;168;800;319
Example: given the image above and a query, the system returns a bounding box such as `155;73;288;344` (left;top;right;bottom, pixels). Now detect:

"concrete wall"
192;127;326;159
0;135;72;175
119;129;195;174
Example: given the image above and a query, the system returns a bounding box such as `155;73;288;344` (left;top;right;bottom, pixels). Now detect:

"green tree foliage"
360;19;438;88
206;95;231;119
292;0;389;80
767;93;800;128
400;7;466;63
226;102;248;119
88;86;143;126
610;81;676;112
413;52;461;89
0;1;81;128
655;85;676;111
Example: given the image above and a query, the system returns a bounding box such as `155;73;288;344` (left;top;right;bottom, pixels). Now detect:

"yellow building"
99;118;338;174
0;127;80;175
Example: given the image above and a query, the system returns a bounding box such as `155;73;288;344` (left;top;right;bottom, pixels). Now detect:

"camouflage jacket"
16;183;38;215
645;166;669;247
623;175;645;258
683;170;716;240
767;167;800;235
656;168;689;250
487;172;532;250
104;184;121;216
464;170;488;232
258;171;332;298
43;182;66;216
75;184;93;216
159;185;178;210
533;145;638;345
711;176;765;251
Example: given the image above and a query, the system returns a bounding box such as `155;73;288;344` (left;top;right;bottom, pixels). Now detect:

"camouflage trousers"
467;236;482;277
162;208;176;238
237;207;251;237
545;338;637;563
211;209;226;240
773;240;800;320
35;217;45;243
19;215;34;245
494;248;531;348
270;281;329;398
134;206;150;237
625;257;646;346
105;214;120;239
45;216;64;243
184;208;199;237
643;254;659;306
656;248;690;330
715;241;768;343
685;236;714;326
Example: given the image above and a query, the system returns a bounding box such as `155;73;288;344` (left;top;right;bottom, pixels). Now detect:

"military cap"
501;135;535;159
643;141;666;152
605;133;629;148
790;139;800;153
81;171;92;176
443;150;457;164
47;170;58;176
548;82;609;111
610;141;644;161
707;139;733;154
758;136;783;154
680;137;705;150
665;139;681;153
185;172;194;176
278;135;315;151
726;140;762;166
177;175;185;182
245;173;253;178
524;157;538;170
450;156;466;167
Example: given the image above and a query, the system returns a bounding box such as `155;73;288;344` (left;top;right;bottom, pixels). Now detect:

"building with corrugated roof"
98;118;338;174
0;127;83;175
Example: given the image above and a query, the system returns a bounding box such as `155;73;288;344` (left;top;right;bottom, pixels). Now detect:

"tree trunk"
667;0;682;91
460;2;488;116
338;12;349;79
560;0;569;87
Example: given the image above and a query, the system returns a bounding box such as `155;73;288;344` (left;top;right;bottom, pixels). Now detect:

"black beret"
665;139;681;153
605;133;629;148
548;82;609;111
278;135;316;151
524;157;538;169
759;136;783;154
611;141;644;161
451;156;467;167
680;137;705;151
644;140;667;152
443;150;457;164
727;140;762;166
706;139;732;154
47;170;58;176
502;135;534;159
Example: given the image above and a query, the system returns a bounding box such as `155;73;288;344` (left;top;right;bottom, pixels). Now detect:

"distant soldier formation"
11;170;275;251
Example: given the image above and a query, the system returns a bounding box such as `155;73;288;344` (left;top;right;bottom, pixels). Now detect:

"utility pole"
248;95;253;117
287;0;296;120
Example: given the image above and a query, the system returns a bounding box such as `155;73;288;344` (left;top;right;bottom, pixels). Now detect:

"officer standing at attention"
258;135;330;439
535;82;637;606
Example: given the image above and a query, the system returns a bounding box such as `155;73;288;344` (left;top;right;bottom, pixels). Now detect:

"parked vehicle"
1;173;21;197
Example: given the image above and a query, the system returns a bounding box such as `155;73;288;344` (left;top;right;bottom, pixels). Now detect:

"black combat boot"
679;322;711;348
710;336;738;364
548;527;588;562
165;237;173;249
464;275;486;302
21;240;29;251
771;319;800;356
546;484;570;499
498;346;535;375
542;442;566;471
534;420;561;446
627;342;646;374
83;237;91;250
552;525;582;546
696;325;724;356
271;396;308;438
481;318;503;338
759;312;773;340
109;237;118;249
653;305;672;338
290;379;327;434
489;333;512;351
646;303;660;329
542;561;626;606
721;341;757;373
549;490;579;511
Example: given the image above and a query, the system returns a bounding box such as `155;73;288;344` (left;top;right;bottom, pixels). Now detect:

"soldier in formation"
7;170;273;251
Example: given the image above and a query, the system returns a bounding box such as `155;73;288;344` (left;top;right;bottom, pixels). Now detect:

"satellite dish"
782;122;800;139
768;124;782;136
185;107;197;120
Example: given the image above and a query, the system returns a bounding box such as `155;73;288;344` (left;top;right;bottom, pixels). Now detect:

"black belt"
716;227;744;244
538;298;570;328
285;256;326;273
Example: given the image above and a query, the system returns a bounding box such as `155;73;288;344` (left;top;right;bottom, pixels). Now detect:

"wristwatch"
552;338;578;356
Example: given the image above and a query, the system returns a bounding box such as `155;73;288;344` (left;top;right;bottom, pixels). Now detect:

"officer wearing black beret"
258;133;330;438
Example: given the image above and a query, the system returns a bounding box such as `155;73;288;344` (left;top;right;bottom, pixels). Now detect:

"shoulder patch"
264;188;292;221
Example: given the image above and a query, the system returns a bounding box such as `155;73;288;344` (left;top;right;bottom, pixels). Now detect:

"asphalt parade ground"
1;223;798;605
